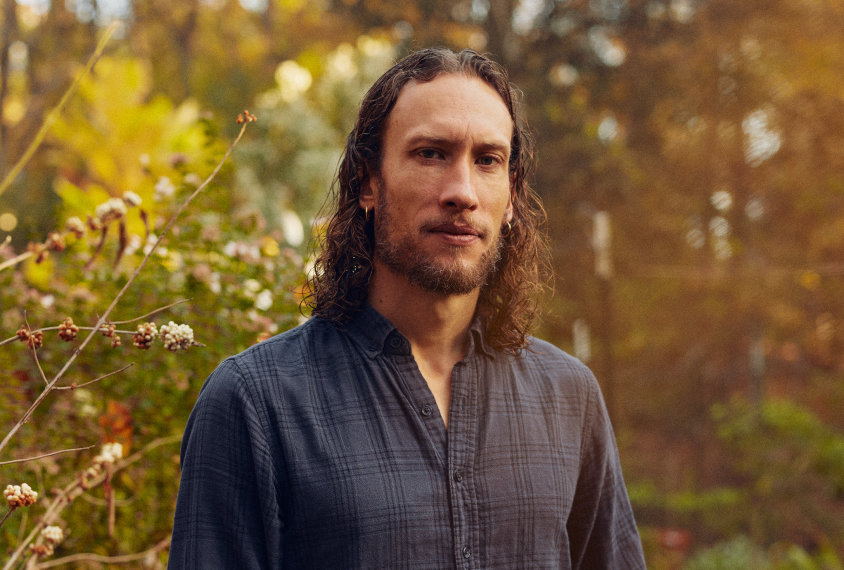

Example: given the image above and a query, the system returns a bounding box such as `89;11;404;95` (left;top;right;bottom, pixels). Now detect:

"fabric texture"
168;305;646;569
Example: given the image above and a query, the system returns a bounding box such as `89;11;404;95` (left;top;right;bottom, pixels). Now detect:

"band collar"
348;304;495;360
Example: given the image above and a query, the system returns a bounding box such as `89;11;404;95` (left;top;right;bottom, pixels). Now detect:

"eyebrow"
404;133;511;154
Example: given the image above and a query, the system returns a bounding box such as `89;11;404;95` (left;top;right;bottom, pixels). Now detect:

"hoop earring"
365;207;370;222
501;221;512;238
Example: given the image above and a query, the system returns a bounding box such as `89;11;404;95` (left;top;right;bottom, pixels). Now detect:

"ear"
503;178;515;224
358;169;376;212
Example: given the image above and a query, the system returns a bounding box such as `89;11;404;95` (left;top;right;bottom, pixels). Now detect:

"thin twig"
0;298;191;347
23;315;49;386
33;536;171;568
0;250;32;272
0;120;252;455
1;434;181;570
0;23;118;200
0;445;94;466
0;507;15;528
53;363;134;391
109;298;193;324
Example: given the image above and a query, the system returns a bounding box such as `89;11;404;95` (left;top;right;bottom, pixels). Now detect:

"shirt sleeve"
168;358;283;570
566;371;646;570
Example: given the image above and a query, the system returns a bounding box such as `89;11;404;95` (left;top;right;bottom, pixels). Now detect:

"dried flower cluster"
122;190;142;208
86;214;102;232
27;242;48;263
154;176;176;202
46;232;66;252
94;442;123;465
4;483;38;508
65;216;86;238
17;326;44;349
82;442;125;483
159;322;195;351
16;325;30;342
95;198;128;224
41;525;64;543
237;109;258;124
133;322;157;349
58;317;79;341
29;525;65;558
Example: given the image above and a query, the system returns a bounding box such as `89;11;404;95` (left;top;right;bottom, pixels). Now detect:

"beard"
373;192;503;296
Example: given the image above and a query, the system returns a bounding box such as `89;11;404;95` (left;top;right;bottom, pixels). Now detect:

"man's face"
366;73;514;295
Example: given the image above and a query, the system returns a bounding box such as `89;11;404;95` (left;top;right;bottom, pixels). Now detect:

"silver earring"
501;221;512;238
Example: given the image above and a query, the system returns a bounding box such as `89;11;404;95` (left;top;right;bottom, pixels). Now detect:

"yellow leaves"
49;55;223;233
23;254;54;289
260;236;281;257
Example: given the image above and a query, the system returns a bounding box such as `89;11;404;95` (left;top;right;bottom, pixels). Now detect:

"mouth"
426;222;483;246
428;223;481;237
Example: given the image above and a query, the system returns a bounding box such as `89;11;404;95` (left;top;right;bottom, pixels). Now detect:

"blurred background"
1;0;843;567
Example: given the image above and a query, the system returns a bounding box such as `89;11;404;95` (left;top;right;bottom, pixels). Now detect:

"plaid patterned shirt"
169;305;645;569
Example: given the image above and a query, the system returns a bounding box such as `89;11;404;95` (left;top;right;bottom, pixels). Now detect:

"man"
169;48;646;569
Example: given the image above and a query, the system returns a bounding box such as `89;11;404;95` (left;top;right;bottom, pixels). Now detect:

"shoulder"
197;317;342;399
494;336;601;412
518;337;597;386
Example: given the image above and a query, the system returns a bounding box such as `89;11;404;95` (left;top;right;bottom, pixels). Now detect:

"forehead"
383;73;513;149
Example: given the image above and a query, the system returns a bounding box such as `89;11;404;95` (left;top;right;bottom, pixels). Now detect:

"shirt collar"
346;304;495;360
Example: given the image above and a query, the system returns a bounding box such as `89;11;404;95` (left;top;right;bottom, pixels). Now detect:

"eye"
476;155;499;166
419;148;442;160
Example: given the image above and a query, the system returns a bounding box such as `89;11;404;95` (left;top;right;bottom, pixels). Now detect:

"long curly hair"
306;47;549;355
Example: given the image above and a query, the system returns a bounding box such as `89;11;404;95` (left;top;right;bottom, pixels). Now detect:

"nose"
439;159;478;211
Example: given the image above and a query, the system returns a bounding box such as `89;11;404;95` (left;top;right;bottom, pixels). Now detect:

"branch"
0;250;32;272
22;313;49;386
33;536;170;568
0;507;15;528
0;445;94;466
53;363;133;391
0;119;252;455
0;22;118;200
109;298;192;324
1;434;181;570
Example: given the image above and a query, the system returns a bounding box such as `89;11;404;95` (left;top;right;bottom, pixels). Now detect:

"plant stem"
0;121;250;455
0;506;16;529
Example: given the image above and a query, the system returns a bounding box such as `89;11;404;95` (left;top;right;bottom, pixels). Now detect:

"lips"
426;222;483;246
428;223;480;237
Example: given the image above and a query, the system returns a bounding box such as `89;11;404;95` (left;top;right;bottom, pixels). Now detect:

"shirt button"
462;546;471;559
453;470;463;482
390;337;402;349
368;345;376;352
421;405;433;416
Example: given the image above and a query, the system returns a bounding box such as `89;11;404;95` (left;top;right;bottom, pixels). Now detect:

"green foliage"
0;54;306;564
684;536;844;570
712;398;844;549
0;0;843;565
233;36;396;241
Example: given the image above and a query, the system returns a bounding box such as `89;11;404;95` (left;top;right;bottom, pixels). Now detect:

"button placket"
447;355;480;569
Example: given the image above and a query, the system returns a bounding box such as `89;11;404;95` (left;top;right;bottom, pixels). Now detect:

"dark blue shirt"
169;305;645;569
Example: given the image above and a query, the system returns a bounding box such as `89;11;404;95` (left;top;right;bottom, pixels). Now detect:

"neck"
367;260;479;356
367;260;479;429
